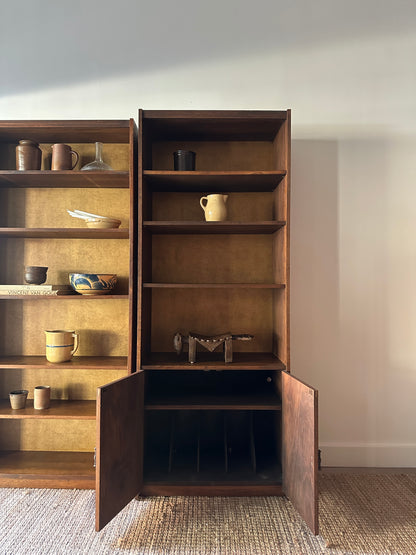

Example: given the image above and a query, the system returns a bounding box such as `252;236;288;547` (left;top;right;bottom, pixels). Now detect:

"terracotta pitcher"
51;144;79;170
200;194;228;221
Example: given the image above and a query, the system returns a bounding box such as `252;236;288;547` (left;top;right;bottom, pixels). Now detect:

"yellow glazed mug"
45;330;79;363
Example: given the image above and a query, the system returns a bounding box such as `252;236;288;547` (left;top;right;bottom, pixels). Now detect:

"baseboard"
320;442;416;467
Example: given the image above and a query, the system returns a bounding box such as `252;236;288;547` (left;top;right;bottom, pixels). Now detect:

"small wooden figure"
173;331;254;363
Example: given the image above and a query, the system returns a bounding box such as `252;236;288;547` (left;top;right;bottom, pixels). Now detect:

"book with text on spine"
0;284;75;296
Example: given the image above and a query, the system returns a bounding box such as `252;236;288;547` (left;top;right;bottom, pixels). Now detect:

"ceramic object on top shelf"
173;150;196;171
67;209;121;229
69;273;117;295
9;390;29;409
24;266;48;285
51;143;79;170
16;140;42;170
200;194;228;221
81;142;113;171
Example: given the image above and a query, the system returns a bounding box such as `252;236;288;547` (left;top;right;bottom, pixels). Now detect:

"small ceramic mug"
45;330;79;363
51;144;79;170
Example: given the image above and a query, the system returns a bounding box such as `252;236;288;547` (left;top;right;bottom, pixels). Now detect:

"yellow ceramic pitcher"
200;194;228;221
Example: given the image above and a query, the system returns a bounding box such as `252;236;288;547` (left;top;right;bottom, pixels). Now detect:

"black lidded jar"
173;150;196;171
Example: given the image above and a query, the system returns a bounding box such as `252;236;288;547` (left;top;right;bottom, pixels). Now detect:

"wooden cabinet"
0;120;137;489
97;110;319;534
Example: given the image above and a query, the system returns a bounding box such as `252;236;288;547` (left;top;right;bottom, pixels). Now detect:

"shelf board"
142;110;287;140
0;399;96;419
141;352;286;371
0;170;129;188
0;294;129;300
0;355;128;369
143;283;285;289
143;171;286;192
145;393;281;411
143;221;286;234
0;451;95;489
0;227;129;238
0;119;130;143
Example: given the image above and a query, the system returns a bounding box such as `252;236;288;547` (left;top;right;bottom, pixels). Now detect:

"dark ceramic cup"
24;266;48;285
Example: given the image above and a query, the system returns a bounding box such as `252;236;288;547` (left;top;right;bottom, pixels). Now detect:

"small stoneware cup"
24;265;48;285
9;390;29;410
45;330;79;363
34;385;51;410
51;144;79;170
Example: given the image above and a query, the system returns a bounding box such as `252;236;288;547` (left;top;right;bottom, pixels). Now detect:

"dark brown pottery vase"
16;140;42;170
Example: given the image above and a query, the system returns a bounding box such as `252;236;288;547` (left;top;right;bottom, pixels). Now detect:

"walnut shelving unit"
0;119;137;489
96;110;319;535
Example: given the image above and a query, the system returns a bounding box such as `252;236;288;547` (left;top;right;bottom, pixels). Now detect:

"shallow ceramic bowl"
86;218;121;229
69;273;117;295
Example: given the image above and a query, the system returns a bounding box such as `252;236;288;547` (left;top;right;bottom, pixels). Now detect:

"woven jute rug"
0;473;415;554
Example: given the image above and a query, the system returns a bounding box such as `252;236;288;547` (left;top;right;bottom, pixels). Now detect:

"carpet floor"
0;473;415;554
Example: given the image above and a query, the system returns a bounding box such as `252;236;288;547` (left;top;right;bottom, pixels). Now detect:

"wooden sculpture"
174;331;254;363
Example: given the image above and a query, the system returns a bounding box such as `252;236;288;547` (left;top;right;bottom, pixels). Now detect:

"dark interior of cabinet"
143;369;282;483
145;369;281;404
144;409;281;483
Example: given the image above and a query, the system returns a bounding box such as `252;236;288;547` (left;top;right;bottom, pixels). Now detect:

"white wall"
1;0;416;466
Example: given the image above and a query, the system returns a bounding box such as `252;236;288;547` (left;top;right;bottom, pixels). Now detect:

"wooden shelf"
0;356;128;369
0;119;130;143
143;171;286;192
0;170;129;188
0;227;129;238
141;352;286;371
143;283;285;289
0;451;95;489
145;393;281;410
143;221;286;234
142;110;287;140
0;294;129;300
0;399;96;419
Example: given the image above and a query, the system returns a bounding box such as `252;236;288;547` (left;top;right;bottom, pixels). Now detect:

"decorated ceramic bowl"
69;273;117;295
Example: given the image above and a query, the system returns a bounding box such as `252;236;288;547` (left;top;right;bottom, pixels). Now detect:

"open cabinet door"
282;371;319;535
96;371;144;531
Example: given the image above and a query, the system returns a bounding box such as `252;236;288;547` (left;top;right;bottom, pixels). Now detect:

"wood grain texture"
145;393;282;410
0;120;130;143
0;355;128;369
143;171;285;191
141;352;285;370
0;451;95;489
0;228;129;238
0;399;95;419
0;171;129;188
282;371;318;535
96;371;144;531
143;221;285;234
142;484;284;496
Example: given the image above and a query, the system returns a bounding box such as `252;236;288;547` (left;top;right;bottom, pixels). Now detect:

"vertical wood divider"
249;411;257;474
168;412;175;473
223;412;229;473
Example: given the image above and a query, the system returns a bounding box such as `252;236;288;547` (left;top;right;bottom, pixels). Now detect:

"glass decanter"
80;142;113;171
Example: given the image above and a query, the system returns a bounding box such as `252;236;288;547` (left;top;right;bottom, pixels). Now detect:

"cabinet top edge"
0;120;134;143
0;120;132;127
141;110;289;120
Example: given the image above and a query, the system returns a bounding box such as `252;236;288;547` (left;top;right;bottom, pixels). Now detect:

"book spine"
0;290;72;296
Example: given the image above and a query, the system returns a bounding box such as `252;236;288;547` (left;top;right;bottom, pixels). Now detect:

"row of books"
0;284;76;296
